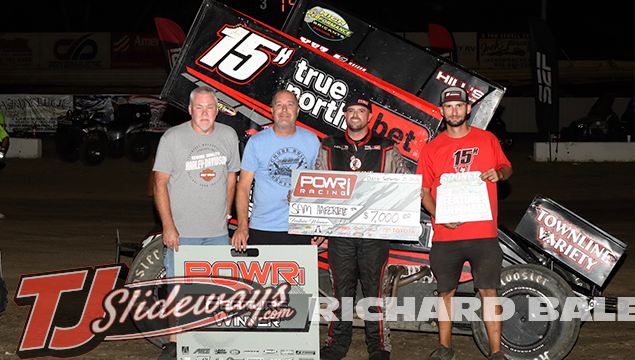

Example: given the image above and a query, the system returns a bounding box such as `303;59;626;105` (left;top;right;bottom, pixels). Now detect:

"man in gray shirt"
152;86;240;359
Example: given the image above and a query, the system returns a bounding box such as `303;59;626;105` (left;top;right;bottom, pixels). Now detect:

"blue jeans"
164;235;229;278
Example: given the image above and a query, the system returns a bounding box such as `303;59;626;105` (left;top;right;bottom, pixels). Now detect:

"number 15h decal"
196;25;295;84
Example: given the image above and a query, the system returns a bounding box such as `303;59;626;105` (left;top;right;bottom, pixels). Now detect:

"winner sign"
289;170;422;241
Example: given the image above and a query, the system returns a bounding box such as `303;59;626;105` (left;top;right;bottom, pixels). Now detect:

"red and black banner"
160;1;503;169
282;0;505;131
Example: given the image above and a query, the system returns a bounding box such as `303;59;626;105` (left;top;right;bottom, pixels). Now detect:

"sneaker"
320;346;345;360
157;342;176;360
488;351;507;360
429;345;456;360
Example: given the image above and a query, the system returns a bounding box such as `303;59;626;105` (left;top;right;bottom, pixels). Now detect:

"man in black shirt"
317;96;408;360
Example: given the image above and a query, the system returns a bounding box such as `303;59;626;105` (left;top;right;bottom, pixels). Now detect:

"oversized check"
289;170;422;241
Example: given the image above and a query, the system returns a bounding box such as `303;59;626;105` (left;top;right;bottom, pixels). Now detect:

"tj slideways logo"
13;265;296;358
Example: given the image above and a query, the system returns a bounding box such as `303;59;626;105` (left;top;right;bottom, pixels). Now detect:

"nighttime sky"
2;0;633;60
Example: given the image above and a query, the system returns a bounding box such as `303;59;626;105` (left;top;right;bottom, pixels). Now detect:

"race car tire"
126;234;168;348
472;264;580;360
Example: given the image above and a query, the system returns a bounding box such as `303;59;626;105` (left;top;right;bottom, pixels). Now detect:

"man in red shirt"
417;87;512;360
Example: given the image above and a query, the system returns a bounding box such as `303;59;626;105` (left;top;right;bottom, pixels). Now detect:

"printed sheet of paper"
435;171;492;224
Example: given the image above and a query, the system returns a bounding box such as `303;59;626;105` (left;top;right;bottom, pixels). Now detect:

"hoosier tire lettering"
500;269;549;287
472;264;580;360
126;234;167;348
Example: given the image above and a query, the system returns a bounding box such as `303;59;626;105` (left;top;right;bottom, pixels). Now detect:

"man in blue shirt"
232;89;320;249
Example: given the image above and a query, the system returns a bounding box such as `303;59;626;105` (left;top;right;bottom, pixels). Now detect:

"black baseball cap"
440;86;468;104
344;96;372;111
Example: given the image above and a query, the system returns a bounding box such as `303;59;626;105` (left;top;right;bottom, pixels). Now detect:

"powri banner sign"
174;245;320;359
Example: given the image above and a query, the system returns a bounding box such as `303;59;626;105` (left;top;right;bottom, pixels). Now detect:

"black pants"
248;229;311;245
326;237;391;356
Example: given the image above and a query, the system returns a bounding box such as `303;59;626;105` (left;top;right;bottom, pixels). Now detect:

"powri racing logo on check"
293;173;357;199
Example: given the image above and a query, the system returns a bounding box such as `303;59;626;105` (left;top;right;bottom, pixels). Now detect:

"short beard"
347;123;367;133
445;117;468;128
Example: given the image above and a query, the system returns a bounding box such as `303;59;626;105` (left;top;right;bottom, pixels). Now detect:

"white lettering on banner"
536;52;552;104
293;58;348;99
294;173;357;199
300;174;350;190
133;36;159;47
198;26;293;83
287;58;349;130
217;314;282;328
300;36;329;53
333;53;368;71
434;70;485;102
185;261;305;286
535;207;615;271
312;296;635;323
296;182;351;197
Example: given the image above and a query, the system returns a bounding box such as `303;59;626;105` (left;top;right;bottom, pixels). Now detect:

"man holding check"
416;86;512;360
317;96;408;360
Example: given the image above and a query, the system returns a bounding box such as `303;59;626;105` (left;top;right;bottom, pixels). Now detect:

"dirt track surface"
0;137;633;359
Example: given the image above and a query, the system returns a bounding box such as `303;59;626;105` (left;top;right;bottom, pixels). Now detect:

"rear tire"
126;234;168;348
472;264;580;360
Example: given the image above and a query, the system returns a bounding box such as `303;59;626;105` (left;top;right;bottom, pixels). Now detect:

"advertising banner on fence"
0;94;72;133
0;33;37;69
478;32;529;70
39;33;111;70
0;94;170;134
111;32;164;68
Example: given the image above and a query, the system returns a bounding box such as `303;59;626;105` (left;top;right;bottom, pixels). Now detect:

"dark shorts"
430;238;502;293
248;229;311;245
